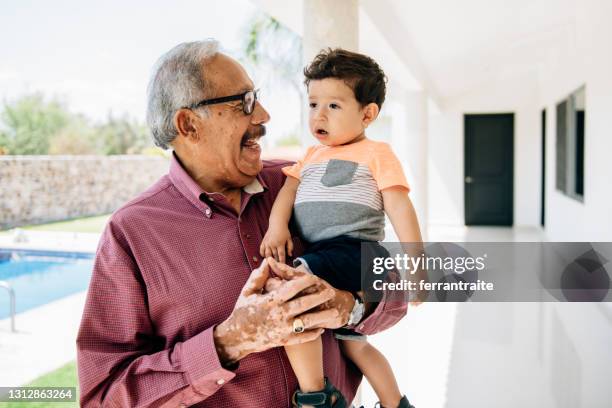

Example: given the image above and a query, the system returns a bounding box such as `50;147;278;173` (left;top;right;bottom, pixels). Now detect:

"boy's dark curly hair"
303;48;387;109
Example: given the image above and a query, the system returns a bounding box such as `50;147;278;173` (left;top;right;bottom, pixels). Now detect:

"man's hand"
267;258;355;331
213;258;334;366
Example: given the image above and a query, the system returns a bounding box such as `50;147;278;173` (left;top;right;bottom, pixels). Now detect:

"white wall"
427;111;463;225
539;0;612;241
428;0;612;239
428;73;541;227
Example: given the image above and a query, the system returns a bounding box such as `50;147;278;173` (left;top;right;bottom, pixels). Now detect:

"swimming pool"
0;249;94;319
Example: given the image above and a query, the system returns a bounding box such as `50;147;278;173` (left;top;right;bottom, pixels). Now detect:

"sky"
0;0;302;146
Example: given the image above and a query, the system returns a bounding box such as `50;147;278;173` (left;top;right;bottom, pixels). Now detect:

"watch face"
355;302;364;320
350;300;364;325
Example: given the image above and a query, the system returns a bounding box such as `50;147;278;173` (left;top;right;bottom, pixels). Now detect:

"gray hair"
146;39;220;149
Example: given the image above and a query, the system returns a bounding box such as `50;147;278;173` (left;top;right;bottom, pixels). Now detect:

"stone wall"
0;156;169;229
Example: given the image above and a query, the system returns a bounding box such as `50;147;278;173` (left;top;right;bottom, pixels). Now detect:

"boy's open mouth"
315;128;328;135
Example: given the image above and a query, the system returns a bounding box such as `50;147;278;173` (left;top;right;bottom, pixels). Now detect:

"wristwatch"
345;293;365;327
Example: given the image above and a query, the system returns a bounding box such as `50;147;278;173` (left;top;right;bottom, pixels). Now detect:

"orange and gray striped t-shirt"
282;138;410;243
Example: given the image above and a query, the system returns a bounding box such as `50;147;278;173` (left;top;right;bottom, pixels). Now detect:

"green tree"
240;12;305;145
242;13;303;91
0;93;72;154
276;128;301;147
0;93;153;155
94;114;151;155
48;116;99;155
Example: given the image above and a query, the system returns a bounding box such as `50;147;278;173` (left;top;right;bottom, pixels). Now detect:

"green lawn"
2;215;110;234
0;361;79;407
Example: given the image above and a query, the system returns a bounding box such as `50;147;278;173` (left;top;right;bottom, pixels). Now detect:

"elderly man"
77;39;406;407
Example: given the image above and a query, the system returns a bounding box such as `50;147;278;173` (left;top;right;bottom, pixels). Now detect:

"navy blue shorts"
297;235;390;293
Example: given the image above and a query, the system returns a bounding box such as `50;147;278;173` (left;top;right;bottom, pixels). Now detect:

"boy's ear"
174;109;202;144
361;103;380;127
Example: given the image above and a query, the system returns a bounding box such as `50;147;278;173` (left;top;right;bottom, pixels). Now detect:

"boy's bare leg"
283;261;327;407
341;339;402;408
285;337;325;408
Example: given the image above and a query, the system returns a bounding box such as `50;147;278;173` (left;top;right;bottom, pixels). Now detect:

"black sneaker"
292;377;348;408
374;395;415;408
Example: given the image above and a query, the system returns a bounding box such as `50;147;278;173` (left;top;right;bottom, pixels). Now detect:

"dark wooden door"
464;113;514;225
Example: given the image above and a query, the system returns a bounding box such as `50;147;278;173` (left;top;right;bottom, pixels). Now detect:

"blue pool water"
0;250;94;319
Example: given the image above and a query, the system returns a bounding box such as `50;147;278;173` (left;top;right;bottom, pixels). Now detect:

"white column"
301;0;359;147
389;89;429;239
303;0;359;62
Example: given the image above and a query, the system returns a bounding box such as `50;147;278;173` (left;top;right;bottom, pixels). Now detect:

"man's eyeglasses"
183;89;259;115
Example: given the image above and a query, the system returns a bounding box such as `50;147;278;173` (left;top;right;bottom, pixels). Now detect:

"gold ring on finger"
292;318;305;333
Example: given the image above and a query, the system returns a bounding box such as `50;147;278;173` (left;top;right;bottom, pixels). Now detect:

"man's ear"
173;109;200;143
362;103;380;128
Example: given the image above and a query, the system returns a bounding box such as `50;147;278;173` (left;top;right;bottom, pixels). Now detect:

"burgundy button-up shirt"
77;154;407;407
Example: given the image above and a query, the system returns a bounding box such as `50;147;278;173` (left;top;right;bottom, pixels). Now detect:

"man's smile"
240;124;266;153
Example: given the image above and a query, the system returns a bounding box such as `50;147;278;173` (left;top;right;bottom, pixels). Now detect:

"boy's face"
307;78;369;146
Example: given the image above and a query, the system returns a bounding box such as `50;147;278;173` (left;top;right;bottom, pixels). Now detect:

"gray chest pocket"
321;159;358;187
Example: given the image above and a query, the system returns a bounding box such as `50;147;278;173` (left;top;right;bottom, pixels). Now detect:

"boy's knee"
340;338;368;356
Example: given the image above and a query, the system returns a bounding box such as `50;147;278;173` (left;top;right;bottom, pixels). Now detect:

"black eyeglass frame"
183;89;259;115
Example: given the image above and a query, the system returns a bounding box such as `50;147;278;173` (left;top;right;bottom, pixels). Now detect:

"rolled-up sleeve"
353;298;408;336
354;271;408;336
77;224;235;407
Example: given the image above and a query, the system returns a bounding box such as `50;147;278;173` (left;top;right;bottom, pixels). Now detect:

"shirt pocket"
320;159;358;187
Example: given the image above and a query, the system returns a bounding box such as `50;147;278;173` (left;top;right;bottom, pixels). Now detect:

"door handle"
465;176;473;183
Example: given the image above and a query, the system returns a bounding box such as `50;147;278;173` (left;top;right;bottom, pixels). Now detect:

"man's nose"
251;101;270;124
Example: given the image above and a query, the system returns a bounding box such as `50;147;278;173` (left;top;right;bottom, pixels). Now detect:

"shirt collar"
168;152;268;216
243;177;265;194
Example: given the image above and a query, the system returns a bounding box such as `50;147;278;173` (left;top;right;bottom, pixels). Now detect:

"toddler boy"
261;48;421;408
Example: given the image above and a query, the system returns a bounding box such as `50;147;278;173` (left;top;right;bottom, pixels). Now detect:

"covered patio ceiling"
255;0;581;106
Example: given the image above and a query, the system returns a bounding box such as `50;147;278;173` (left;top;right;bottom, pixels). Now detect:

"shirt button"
252;256;259;263
359;324;365;330
205;208;211;216
179;404;187;408
216;378;226;385
245;234;251;239
209;197;215;202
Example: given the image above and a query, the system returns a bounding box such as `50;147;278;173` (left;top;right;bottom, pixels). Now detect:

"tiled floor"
0;231;99;386
0;230;100;253
426;224;546;242
3;226;609;406
358;224;539;408
357;224;611;408
0;292;87;387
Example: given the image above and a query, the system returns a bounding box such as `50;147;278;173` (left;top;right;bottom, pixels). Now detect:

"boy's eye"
329;103;340;109
309;102;317;108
